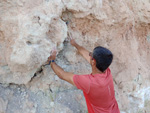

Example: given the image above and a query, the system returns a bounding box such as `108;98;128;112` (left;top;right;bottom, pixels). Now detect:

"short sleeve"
73;74;90;94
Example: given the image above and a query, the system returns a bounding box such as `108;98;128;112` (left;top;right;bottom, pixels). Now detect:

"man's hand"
68;32;77;46
70;38;77;46
48;49;57;62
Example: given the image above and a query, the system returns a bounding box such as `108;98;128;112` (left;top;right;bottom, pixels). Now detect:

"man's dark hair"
93;46;113;72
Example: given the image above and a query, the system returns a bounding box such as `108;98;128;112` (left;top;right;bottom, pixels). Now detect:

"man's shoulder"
73;74;91;79
105;68;111;76
73;74;91;93
73;74;91;83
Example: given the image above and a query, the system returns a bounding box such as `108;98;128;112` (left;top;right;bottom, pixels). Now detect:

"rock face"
0;0;150;113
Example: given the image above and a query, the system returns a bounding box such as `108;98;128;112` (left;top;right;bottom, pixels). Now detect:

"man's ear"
92;59;96;65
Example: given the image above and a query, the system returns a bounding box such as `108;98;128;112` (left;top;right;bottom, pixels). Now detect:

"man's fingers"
68;32;73;39
52;50;57;55
50;47;57;56
48;47;57;62
68;33;70;39
50;50;57;55
50;46;57;53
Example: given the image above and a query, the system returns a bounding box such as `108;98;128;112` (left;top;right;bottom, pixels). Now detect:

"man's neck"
92;67;103;75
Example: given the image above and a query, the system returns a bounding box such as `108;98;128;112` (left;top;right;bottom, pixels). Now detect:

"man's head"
89;46;113;72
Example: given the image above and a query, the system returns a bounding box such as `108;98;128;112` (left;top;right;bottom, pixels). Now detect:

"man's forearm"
50;62;65;79
50;62;75;85
73;43;90;63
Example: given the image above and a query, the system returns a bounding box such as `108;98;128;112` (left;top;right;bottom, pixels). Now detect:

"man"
48;37;120;113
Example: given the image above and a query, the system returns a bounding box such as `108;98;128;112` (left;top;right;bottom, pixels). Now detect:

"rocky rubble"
0;0;150;113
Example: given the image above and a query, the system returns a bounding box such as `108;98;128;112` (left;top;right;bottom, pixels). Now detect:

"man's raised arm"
70;38;90;63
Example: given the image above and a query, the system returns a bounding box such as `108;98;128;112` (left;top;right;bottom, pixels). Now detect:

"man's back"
73;68;120;113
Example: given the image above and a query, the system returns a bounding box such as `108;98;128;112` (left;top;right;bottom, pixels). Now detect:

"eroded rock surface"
0;0;150;113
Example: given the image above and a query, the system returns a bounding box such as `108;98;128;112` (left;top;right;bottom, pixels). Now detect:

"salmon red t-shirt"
73;68;120;113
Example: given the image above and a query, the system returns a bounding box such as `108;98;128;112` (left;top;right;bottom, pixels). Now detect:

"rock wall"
0;0;150;113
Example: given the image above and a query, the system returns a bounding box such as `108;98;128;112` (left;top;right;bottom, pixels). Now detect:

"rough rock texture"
0;0;150;113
